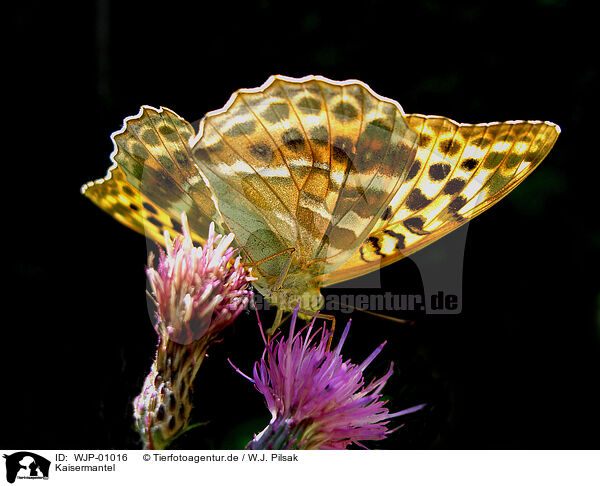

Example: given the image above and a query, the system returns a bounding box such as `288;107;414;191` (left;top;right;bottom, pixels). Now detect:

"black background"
4;0;599;450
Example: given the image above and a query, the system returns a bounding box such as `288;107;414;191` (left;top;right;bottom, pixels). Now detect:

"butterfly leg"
247;248;296;338
272;248;295;292
245;247;296;273
267;306;285;341
317;313;337;350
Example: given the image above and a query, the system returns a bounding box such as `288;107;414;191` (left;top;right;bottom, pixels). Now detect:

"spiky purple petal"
245;303;424;450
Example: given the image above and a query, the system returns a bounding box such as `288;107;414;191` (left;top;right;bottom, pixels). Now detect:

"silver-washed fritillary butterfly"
82;75;560;317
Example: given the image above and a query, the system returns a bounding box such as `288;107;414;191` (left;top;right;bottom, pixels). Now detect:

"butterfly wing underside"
189;75;418;296
82;77;561;313
321;115;561;286
82;106;222;245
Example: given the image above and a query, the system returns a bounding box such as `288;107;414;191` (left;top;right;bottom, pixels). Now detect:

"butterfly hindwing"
190;75;418;297
190;79;304;286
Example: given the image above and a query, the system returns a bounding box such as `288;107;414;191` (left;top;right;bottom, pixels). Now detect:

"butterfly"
82;75;560;320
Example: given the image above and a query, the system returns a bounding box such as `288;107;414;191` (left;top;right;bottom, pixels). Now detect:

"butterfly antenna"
338;302;414;325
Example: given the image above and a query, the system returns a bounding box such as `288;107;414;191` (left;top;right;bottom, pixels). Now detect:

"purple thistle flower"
146;213;255;345
241;303;425;450
134;213;254;449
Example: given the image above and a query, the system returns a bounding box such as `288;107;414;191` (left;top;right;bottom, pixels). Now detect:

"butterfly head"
283;287;325;321
255;277;325;321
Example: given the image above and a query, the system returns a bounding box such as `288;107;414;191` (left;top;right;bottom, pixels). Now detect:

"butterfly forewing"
321;116;560;286
82;106;222;245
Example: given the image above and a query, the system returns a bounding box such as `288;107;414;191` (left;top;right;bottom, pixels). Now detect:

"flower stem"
133;337;209;449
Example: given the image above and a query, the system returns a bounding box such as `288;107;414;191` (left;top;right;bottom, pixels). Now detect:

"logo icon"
3;452;50;483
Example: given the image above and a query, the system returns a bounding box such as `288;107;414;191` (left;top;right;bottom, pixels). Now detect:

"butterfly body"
82;75;560;316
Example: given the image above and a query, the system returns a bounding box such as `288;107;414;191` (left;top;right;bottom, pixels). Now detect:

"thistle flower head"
135;214;254;449
146;214;255;345
244;304;425;450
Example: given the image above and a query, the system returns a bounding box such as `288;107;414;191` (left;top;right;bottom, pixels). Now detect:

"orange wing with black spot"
82;106;223;245
321;114;560;286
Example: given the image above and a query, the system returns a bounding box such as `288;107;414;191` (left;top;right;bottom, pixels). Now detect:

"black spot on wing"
366;236;384;256
428;163;451;181
363;118;393;139
309;126;329;146
250;143;274;162
141;129;160;145
442;178;467;195
461;158;478;171
328;226;361;252
332;146;351;163
158;124;177;139
359;245;369;262
331;136;353;164
130;142;149;162
333;136;354;154
448;195;468;213
406;188;431;211
225;120;256;137
143;202;158;214
261;102;290;123
170;217;183;234
497;134;514;143
297;96;322;113
139;166;181;204
173;150;192;170
381;206;393;221
438;138;462;156
332;101;358;120
403;217;430;235
156;404;165;421
418;133;432;148
406;160;421;181
147;216;163;229
383;229;406;250
282;128;306;153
